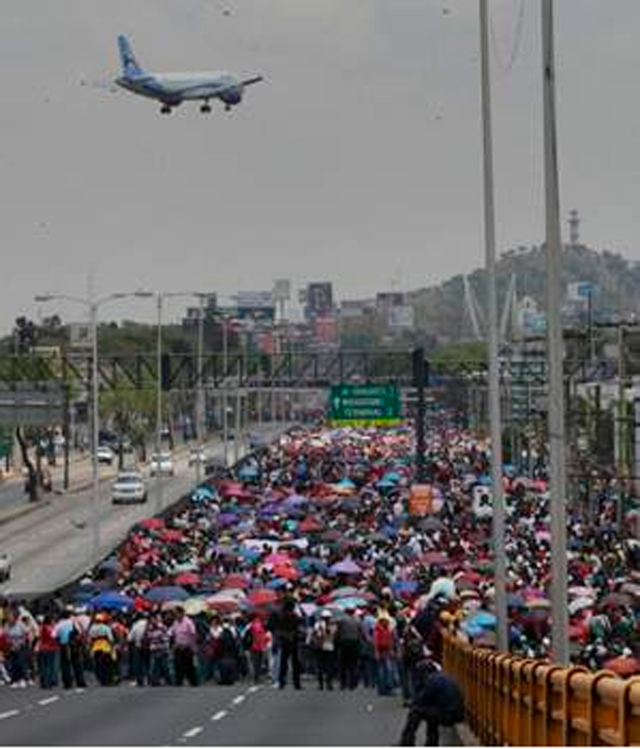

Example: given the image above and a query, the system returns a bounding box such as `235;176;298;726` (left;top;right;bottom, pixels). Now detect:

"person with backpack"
88;613;116;686
53;608;86;689
399;648;465;746
373;615;396;696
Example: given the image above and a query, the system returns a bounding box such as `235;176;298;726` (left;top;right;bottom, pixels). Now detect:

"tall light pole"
35;290;152;565
479;0;508;653
154;291;208;510
542;0;569;665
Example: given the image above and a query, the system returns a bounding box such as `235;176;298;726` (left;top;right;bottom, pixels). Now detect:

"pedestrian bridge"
443;633;640;745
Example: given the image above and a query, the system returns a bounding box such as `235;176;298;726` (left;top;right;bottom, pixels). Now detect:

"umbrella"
247;589;279;607
568;597;595;616
266;578;288;589
600;592;633;609
526;599;552;610
222;574;250;589
191;487;215;502
330;559;362;576
620;582;640;599
299;517;325;534
421;551;449;566
392;581;419;597
97;558;121;574
89;591;135;611
328;586;360;600
161;529;185;543
174;572;201;587
417;517;445;532
265;552;290;566
603;656;640;677
184;598;208;616
298;557;329;574
466;611;497;629
272;565;299;581
333;596;369;610
145;585;190;603
137;518;165;530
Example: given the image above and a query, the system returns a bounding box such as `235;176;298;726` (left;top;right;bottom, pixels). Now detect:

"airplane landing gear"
160;104;173;115
225;104;233;113
200;102;213;114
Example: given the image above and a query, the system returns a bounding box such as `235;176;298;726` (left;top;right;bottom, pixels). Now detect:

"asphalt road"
0;425;288;596
0;680;460;746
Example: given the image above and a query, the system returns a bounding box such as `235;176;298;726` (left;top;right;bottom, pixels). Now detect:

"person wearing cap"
88;613;115;686
311;610;337;690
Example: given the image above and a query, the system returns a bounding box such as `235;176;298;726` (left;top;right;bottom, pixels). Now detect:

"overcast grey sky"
2;0;640;332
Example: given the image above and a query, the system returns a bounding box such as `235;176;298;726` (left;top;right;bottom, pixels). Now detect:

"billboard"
306;283;334;319
387;305;414;330
69;323;92;349
273;279;291;302
235;291;275;321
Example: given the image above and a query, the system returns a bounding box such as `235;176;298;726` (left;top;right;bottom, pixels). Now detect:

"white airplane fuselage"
116;71;244;107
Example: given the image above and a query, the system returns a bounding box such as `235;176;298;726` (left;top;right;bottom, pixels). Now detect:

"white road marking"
75;688;85;693
211;711;227;722
38;696;60;706
247;685;260;694
232;695;245;705
183;727;203;739
0;710;20;720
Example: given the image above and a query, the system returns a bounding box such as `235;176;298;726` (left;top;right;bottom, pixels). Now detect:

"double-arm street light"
34;290;153;566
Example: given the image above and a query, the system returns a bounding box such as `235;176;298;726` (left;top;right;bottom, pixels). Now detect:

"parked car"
149;452;174;477
111;471;147;504
96;445;116;465
0;553;11;582
188;446;207;467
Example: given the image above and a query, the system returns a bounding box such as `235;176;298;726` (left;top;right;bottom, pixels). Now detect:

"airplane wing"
241;76;264;87
80;77;120;94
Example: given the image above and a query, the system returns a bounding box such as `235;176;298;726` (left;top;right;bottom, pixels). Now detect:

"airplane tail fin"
118;35;143;77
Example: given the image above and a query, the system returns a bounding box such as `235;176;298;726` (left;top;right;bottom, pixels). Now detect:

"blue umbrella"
191;486;215;502
145;585;189;603
333;596;368;610
466;611;497;629
392;581;419;596
267;578;288;589
89;591;135;611
298;557;329;574
98;558;121;574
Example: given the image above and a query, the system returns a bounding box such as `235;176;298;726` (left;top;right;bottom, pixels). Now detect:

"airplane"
114;35;263;115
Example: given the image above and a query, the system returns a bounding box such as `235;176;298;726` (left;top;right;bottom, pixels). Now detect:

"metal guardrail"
443;632;640;745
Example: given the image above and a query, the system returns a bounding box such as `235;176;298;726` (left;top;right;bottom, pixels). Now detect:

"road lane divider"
211;711;227;722
37;696;60;706
232;695;245;706
0;709;20;720
182;727;203;739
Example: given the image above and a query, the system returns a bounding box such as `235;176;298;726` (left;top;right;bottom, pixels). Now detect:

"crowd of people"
1;421;639;713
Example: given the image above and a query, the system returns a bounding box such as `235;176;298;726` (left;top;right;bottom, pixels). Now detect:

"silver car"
111;471;147;504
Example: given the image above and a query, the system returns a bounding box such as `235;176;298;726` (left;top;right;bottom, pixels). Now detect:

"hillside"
408;244;640;343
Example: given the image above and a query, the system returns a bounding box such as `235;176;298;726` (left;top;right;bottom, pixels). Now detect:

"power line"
489;0;527;74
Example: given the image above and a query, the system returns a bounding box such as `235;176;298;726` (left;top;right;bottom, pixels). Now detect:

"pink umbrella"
265;552;290;566
174;572;201;586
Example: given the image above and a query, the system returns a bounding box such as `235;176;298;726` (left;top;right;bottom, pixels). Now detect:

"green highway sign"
329;383;402;426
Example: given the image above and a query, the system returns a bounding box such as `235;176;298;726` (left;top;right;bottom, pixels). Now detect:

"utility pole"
195;294;205;486
155;295;164;514
479;0;508;654
542;0;569;665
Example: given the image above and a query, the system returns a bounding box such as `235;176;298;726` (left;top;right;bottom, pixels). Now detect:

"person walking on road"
399;649;465;746
245;614;269;684
270;598;303;690
170;607;199;687
127;612;150;686
53;608;86;689
147;612;172;686
36;614;59;689
312;610;337;691
373;615;396;696
88;613;116;686
336;606;362;690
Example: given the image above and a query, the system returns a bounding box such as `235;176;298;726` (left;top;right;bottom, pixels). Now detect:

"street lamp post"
35;290;152;566
154;291;208;511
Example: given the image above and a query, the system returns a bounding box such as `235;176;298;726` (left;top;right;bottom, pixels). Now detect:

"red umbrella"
421;551;449;565
207;599;240;614
299;517;325;533
247;589;279;607
273;565;299;581
138;518;165;530
603;656;640;677
174;572;201;587
222;574;251;589
161;529;185;543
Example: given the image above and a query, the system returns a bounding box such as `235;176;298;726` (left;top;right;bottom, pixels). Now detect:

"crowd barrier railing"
442;632;640;745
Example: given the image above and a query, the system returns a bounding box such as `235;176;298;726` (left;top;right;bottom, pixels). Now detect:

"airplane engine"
219;85;243;107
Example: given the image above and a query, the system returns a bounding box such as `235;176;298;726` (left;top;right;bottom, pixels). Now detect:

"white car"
97;445;116;465
188;446;207;467
112;472;147;504
150;452;174;477
0;553;11;582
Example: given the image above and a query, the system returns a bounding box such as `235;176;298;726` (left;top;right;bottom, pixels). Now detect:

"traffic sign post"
328;383;401;427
